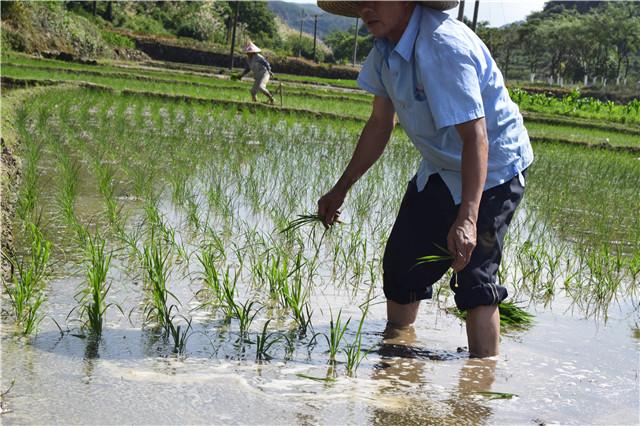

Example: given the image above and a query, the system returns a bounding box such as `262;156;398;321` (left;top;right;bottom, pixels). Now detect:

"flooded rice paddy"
2;88;639;424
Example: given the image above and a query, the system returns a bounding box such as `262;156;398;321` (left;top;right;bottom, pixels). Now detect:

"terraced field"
1;53;638;425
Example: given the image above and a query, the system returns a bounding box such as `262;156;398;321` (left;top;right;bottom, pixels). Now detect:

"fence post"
229;0;239;70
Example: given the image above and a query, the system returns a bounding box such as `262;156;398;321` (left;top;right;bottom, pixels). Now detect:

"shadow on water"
29;326;215;363
373;324;468;362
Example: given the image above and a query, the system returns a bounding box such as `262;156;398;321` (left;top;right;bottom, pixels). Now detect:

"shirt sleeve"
419;37;485;130
356;48;388;98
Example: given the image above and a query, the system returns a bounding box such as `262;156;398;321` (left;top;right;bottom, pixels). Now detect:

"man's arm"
317;95;395;227
448;117;488;272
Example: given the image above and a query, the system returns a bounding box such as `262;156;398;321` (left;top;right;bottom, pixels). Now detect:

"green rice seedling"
231;299;261;339
166;314;192;355
255;320;288;361
447;301;534;330
141;235;178;332
324;309;351;363
218;267;239;320
74;231;121;336
343;305;370;377
1;223;51;334
279;274;313;335
186;195;201;231
55;151;80;228
16;141;42;222
2;257;46;335
196;248;223;302
253;250;301;296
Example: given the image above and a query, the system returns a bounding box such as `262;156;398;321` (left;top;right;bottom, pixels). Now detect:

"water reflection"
370;324;497;425
82;336;100;380
445;358;497;425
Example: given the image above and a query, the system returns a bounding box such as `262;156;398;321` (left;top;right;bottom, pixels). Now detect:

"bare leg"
386;300;420;328
260;87;274;104
466;304;500;358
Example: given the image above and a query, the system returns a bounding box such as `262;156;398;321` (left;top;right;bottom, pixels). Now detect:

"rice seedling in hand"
414;242;454;268
447;301;534;330
280;214;336;234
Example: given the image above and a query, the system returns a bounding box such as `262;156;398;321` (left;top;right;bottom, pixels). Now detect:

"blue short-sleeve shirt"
357;5;533;204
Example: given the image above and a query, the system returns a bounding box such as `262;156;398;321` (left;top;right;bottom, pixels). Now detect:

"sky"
285;1;547;28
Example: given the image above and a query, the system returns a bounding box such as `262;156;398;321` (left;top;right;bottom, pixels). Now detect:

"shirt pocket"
414;84;427;102
402;95;437;139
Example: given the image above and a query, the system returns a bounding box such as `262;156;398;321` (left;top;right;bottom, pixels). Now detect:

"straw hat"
317;1;459;18
243;42;261;53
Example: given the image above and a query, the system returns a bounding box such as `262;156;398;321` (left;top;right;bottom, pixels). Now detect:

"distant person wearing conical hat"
237;42;275;104
316;2;533;358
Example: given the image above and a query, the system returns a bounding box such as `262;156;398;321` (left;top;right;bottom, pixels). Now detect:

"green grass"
3;53;638;135
526;122;640;148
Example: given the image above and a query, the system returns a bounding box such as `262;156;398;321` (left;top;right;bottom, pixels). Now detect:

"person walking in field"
236;42;275;104
316;1;533;358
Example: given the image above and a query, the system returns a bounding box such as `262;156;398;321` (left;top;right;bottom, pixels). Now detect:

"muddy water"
2;98;639;424
1;296;637;424
2;203;638;424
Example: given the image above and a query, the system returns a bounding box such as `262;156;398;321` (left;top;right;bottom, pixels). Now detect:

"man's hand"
447;216;477;272
317;187;346;229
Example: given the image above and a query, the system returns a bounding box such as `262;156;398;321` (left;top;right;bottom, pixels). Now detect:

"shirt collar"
373;5;421;62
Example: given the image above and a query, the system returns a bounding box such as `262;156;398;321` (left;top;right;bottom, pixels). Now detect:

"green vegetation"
2;52;637;371
2;54;638;149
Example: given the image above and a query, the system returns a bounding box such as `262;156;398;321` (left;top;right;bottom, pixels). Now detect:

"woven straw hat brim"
317;1;459;18
243;42;262;53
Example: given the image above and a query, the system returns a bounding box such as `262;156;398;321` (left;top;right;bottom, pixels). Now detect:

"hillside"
267;1;355;39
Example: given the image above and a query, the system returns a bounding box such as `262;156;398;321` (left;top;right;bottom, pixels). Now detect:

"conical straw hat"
243;42;261;53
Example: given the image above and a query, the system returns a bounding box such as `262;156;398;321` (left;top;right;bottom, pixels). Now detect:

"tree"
324;27;372;64
223;1;280;48
592;2;640;80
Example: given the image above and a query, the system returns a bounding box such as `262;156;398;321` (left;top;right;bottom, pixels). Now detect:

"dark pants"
383;172;525;310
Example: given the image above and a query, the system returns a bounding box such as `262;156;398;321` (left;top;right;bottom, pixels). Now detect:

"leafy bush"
101;30;135;49
176;4;226;42
120;14;171;37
